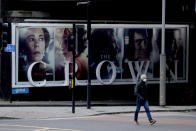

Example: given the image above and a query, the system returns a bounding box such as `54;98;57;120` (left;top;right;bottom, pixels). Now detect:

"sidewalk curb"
91;109;196;116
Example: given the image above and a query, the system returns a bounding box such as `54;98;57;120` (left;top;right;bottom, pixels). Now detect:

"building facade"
0;0;196;105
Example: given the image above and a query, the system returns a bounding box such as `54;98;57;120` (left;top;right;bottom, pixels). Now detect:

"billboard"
11;23;189;87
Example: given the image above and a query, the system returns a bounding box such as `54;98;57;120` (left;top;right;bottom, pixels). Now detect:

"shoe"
134;120;139;125
149;119;156;125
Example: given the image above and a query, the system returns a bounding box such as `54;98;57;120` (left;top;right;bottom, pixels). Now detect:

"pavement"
0;100;196;119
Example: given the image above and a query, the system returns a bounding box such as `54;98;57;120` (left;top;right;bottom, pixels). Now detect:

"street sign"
4;44;15;52
12;88;29;94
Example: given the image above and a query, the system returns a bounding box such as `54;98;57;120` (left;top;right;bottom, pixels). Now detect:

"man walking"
134;74;156;125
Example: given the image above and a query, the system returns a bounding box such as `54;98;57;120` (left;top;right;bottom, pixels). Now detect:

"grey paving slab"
0;101;196;119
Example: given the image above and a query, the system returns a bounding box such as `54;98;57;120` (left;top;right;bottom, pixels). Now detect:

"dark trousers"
134;99;152;121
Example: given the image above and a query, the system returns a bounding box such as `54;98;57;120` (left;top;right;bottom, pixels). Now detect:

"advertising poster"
12;24;188;87
90;26;188;84
18;27;54;82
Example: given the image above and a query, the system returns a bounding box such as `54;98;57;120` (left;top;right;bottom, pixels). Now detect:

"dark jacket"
135;80;148;101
